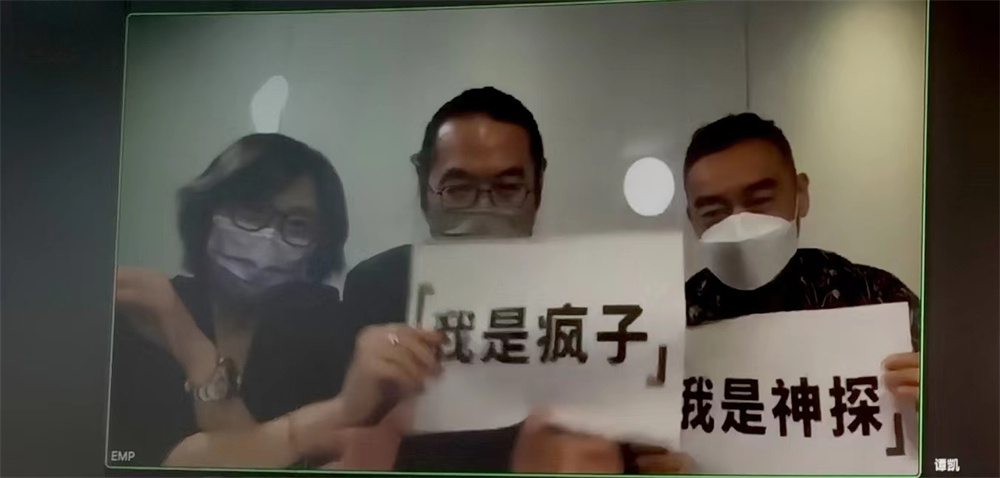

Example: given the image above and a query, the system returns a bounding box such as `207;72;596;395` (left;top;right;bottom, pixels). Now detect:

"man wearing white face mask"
683;113;921;405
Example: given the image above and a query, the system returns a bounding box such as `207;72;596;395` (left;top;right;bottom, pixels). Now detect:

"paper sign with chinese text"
683;302;919;475
407;232;687;450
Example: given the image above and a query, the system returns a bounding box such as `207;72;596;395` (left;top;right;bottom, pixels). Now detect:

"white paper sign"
683;303;919;475
407;232;687;450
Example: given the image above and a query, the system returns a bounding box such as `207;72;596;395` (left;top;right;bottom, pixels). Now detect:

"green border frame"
105;0;931;476
122;0;673;17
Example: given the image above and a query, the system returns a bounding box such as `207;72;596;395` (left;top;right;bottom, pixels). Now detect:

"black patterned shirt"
686;248;920;352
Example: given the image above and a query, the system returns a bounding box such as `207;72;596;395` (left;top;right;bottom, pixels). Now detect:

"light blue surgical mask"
205;215;312;298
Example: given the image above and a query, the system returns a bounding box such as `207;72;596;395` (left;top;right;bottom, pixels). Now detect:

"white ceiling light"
623;156;675;217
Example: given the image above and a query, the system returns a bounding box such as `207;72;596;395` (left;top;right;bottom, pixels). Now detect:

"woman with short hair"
108;133;354;467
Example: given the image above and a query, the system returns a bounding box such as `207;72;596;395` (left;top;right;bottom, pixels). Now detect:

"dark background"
1;1;997;476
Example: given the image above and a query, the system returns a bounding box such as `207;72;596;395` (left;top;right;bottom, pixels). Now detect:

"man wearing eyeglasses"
344;86;544;339
337;87;674;474
149;90;682;473
414;90;543;239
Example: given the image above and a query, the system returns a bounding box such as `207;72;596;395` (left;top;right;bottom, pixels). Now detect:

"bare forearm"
287;397;356;458
194;400;257;431
163;311;257;430
173;340;258;430
163;396;357;469
162;308;217;385
163;417;297;468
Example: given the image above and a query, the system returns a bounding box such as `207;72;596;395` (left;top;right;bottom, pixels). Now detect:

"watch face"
205;373;229;401
192;357;239;402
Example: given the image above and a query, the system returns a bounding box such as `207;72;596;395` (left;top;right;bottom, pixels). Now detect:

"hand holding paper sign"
406;234;688;450
626;444;692;474
508;411;693;474
883;352;920;403
510;411;623;473
339;324;444;427
317;403;414;471
682;303;919;475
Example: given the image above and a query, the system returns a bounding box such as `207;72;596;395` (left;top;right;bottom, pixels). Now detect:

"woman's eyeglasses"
430;182;531;210
229;206;317;247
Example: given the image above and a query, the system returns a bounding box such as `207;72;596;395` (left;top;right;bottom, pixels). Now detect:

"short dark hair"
683;113;795;181
178;133;349;282
411;87;547;209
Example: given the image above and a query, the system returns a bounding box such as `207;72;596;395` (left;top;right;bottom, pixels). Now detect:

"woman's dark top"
343;245;523;472
107;275;352;467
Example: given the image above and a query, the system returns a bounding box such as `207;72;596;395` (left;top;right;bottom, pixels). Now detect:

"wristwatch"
184;356;242;402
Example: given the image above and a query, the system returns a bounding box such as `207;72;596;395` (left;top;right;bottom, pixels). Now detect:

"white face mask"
206;215;312;297
699;211;799;291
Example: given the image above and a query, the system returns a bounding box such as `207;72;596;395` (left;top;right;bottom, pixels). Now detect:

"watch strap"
184;356;241;402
